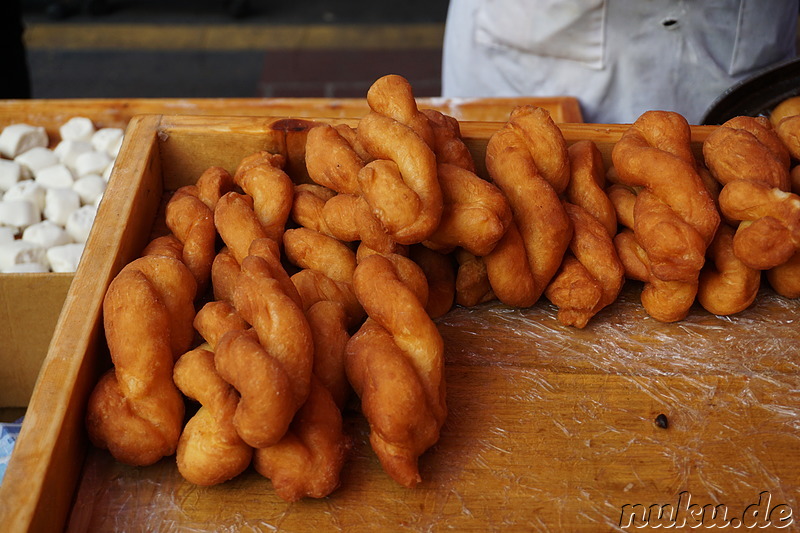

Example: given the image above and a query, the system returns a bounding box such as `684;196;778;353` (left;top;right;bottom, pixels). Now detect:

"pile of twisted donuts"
84;74;800;501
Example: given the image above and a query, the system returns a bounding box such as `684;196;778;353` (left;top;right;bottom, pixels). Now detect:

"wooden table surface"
65;283;800;532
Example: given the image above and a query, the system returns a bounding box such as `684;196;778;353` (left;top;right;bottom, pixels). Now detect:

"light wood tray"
2;115;798;532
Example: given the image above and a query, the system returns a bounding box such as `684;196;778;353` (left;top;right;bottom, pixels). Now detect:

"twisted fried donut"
772;97;800;160
233;151;294;242
177;166;235;212
420;108;476;172
305;124;363;195
767;251;800;298
306;300;351;409
718;180;800;270
173;345;253;486
614;229;698;323
214;192;268;265
423;163;512;257
345;253;446;487
193;299;249;350
166;187;216;294
283;227;364;325
253;376;348;501
698;224;761;315
613;111;719;284
86;253;196;465
482;105;572;306
545;203;624;328
703;116;790;191
566;140;617;237
141;234;184;262
356;111;442;245
216;255;314;448
366;74;435;149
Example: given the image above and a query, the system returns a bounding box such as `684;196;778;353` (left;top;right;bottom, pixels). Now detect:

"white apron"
442;0;798;123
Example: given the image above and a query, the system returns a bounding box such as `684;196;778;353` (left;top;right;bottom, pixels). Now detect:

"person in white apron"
442;0;798;124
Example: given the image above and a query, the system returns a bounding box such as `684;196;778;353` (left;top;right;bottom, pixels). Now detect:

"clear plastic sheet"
67;283;799;532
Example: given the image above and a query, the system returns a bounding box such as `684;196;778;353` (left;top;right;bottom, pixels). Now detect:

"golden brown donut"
166;187;216;294
253;376;348;501
345;253;446;487
366;74;436;149
409;245;456;319
771;96;800;127
305;123;363;195
606;184;637;230
767;251;800;298
141;234;184;262
356;111;442;245
703;116;790;191
86;253;197;466
306;300;352;409
214;191;268;265
423;162;512;257
482;105;572;307
173;345;253;486
233;151;294;243
611;111;719;320
613;111;719;283
216;255;314;448
614;229;698;323
698;224;761;315
420;108;477;172
566;140;617;237
192;166;236;211
283;227;364;325
718;179;800;270
291;183;337;233
193;299;249;350
545;203;624;328
210;247;240;303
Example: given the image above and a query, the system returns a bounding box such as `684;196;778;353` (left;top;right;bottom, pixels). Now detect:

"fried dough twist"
545;141;623;328
345;253;446;487
482;105;573;307
357;76;442;245
283;227;365;326
216;255;314;448
173;344;253;486
611;111;719;321
86;253;196;466
165;187;216;294
233;151;294;242
704;116;799;271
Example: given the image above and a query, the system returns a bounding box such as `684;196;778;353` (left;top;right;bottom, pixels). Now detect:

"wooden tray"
0;96;583;137
2;116;798;532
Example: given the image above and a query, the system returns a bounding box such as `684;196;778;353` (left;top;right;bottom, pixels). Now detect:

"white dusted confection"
75;150;111;178
35;164;74;189
0;199;41;231
0;240;47;271
47;242;84;272
54;139;92;173
0;124;48;159
0;159;22;192
3;261;48;273
43;187;80;226
73;174;106;205
15;147;59;179
65;205;96;243
22;219;72;249
3;180;47;211
108;133;124;158
59;117;95;142
91;127;124;156
0;226;15;243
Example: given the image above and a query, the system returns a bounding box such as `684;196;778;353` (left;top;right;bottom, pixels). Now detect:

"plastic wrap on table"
67;282;799;532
